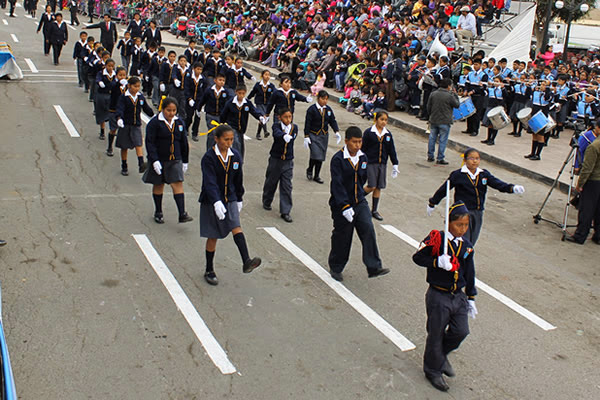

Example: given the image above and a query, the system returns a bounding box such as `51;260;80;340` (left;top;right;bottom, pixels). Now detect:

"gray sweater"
427;88;460;125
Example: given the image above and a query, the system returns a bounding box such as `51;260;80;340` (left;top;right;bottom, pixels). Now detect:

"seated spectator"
362;89;388;119
455;6;477;49
440;21;456;51
296;64;316;91
311;71;326;95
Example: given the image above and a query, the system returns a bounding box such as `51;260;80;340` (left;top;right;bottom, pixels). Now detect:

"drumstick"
444;180;450;257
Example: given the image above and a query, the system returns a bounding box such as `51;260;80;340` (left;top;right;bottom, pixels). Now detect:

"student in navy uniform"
464;59;488;137
129;36;143;76
412;201;477;392
142;97;193;224
262;108;297;223
159;50;177;98
247;69;275;140
86;0;94;23
198;44;212;66
171;55;190;121
203;48;224;87
95;58;117;140
199;124;261;285
73;31;87;87
196;73;230;149
69;0;79;26
427;148;525;245
303;90;340;184
184;62;205;141
142;20;162;47
362;111;399;221
523;80;553;161
184;39;199;64
480;76;506;146
115;76;155;176
106;66;128;157
140;41;157;98
267;75;312;126
80;36;95;93
49;13;68;65
222;57;255;96
37;5;54;56
126;13;145;40
220;84;265;158
328;126;390;282
89;48;108;105
116;31;132;72
149;46;166;108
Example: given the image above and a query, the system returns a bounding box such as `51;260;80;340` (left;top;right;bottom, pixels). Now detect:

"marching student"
247;69;276;140
95;58;117;140
143;97;193;224
523;80;553;161
262;108;297;223
106;66;128;157
427;148;525;245
412;201;477;392
220;84;266;158
115;76;155;176
198;124;262;286
303;90;341;184
37;5;54;56
116;31;132;72
508;74;530;137
267;75;312;125
148;46;166;108
196;73;231;149
362;111;399;221
126;12;145;40
73;31;87;87
328;126;390;282
172;55;190;121
129;36;143;77
69;0;80;26
480;76;506;146
159;50;177;98
142;20;162;47
140;41;158;97
49;13;68;65
80;36;95;93
198;44;212;65
88;48;108;105
184;39;199;65
203;48;225;87
184;62;205;141
223;57;255;96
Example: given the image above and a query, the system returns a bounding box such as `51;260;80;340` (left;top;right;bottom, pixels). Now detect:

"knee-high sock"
107;133;116;149
372;196;380;212
307;158;315;174
173;193;185;216
512;120;519;133
314;160;322;178
535;141;544;156
153;194;163;213
233;232;250;264
205;250;215;273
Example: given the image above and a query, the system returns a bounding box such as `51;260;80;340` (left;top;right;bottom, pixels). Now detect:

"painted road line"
2;19;7;25
244;134;251;141
141;113;151;124
53;105;80;138
10;34;18;43
5;13;17;17
20;80;79;83
67;24;76;31
380;224;557;331
23;74;77;77
261;227;416;351
132;234;237;375
24;58;38;73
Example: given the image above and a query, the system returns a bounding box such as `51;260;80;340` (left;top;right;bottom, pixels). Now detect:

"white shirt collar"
192;71;203;81
233;97;247;107
56;20;64;27
178;64;189;73
343;145;365;165
316;103;326;112
212;84;224;95
280;122;292;134
461;165;483;179
279;87;292;96
147;50;156;58
125;90;140;101
102;68;116;78
158;112;178;128
233;66;243;73
260;80;270;87
213;144;234;162
446;231;463;244
370;125;389;138
79;39;86;46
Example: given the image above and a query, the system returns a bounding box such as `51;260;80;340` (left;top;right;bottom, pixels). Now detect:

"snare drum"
517;107;532;124
487;106;510;130
453;97;476;121
545;115;556;133
528;111;550;134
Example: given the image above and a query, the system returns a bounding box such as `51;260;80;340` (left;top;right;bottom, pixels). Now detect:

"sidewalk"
160;32;573;191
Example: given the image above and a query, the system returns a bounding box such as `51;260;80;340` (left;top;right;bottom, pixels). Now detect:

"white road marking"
20;80;79;83
261;227;416;352
380;224;557;331
5;13;17;17
53;105;80;137
243;134;251;141
141;113;151;124
24;58;38;73
132;234;237;375
10;34;18;43
24;69;77;73
23;74;77;77
2;19;7;25
67;24;76;31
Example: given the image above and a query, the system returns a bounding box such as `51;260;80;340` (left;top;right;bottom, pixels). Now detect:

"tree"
534;0;594;51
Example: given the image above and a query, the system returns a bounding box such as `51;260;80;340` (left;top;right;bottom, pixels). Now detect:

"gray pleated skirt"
199;201;241;239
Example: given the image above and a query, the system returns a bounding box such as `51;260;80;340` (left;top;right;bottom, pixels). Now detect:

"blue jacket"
576;130;598;169
148;55;166;78
328;148;369;211
304;104;339;137
159;61;177;85
115;91;154;126
95;69;118;95
220;99;263;134
222;66;253;89
270;122;298;160
361;126;399;165
145;115;189;164
109;83;127;112
197;86;231;115
267;88;308;115
184;72;206;102
203;57;225;78
248;81;276;107
171;65;189;92
184;47;199;64
199;147;244;205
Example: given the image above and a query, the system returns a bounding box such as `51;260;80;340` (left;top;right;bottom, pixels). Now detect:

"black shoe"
263;203;272;211
138;162;147;173
565;235;584;245
178;212;193;223
514;132;522;137
529;155;541;161
121;168;129;176
306;169;313;181
368;267;390;278
436;160;449;165
427;157;434;162
313;176;324;184
426;375;449;392
154;212;164;224
264;131;270;138
442;360;456;377
486;140;495;146
106;148;113;157
371;211;383;221
591;237;600;245
461;130;471;134
480;139;489;144
243;257;262;273
0;239;6;247
256;133;262;140
330;270;343;282
281;214;293;223
84;89;89;93
470;132;479;137
204;271;219;285
99;132;105;140
508;131;516;136
192;135;199;142
524;153;534;159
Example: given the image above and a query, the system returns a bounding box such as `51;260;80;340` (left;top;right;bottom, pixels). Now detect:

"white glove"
437;254;453;271
342;207;355;223
334;131;341;144
153;161;162;175
120;79;128;86
467;300;478;319
195;110;202;117
251;75;257;81
513;185;525;194
214;201;227;220
391;165;399;179
237;201;243;213
144;75;149;82
160;83;166;92
174;78;181;87
188;99;195;107
306;95;313;102
182;163;188;173
117;119;125;128
74;59;78;65
283;133;292;143
98;81;105;88
426;204;435;217
303;137;311;148
259;115;268;125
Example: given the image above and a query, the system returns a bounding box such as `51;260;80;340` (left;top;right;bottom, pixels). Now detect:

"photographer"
575;122;600;175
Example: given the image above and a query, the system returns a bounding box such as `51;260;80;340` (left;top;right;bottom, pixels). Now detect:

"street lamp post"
555;0;590;63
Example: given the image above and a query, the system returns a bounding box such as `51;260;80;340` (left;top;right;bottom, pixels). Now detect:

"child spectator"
311;71;326;96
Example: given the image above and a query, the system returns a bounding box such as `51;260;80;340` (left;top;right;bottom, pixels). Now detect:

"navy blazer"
220;99;263;134
328;149;369;211
199;148;244;205
304;104;339;137
49;21;68;45
222;66;253;90
184;73;206;102
95;70;118;94
37;12;54;36
145;116;189;164
267;88;308;115
203;57;225;78
159;61;176;85
184;48;200;64
197;87;231;115
269;123;298;161
115;92;154;126
248;81;276;107
361;127;399;165
126;19;145;40
109;83;127;112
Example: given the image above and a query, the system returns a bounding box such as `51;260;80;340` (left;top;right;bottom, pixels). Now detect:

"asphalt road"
1;6;600;400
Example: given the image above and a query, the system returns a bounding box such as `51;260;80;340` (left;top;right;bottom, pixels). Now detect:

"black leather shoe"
480;139;489;144
106;148;113;157
486;140;495;146
256;134;262;140
426;375;449;392
592;237;600;245
306;169;313;181
154;212;164;224
565;235;584;245
178;212;193;223
368;267;390;278
330;270;343;282
524;153;534;159
529;155;541;161
372;211;383;221
442;360;456;377
243;257;262;273
427;157;434;162
263;203;272;211
121;168;129;176
313;176;324;184
264;131;270;138
436;160;449;165
204;271;219;285
461;130;471;134
192;135;199;142
0;239;6;247
139;162;147;173
470;132;479;136
99;132;105;140
281;214;293;223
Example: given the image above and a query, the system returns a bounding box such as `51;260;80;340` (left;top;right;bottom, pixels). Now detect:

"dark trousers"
421;88;433;118
82;64;90;90
43;35;51;55
465;209;484;246
466;95;485;134
88;72;96;101
262;157;293;215
205;113;220;150
52;43;63;64
185;104;201;136
232;129;246;160
70;8;79;25
76;58;84;85
424;288;469;378
103;42;114;55
574;180;600;242
9;1;14;15
328;200;382;273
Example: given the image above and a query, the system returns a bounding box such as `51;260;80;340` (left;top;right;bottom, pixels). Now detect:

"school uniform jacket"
203;57;225;78
198;52;212;66
80;44;93;64
130;45;144;76
199;147;244;205
267;88;308;115
126;19;145;40
222;66;253;90
115;91;154;126
159;61;177;85
248;81;276;107
141;50;156;78
72;40;85;60
116;38;132;57
413;230;476;298
328;147;369;211
49;21;68;45
429;166;514;211
184;72;206;102
270;122;298;161
142;28;162;46
220;98;262;134
87;53;102;76
184;47;199;64
361;126;399;165
37;12;54;36
145;115;189;164
304;104;339;137
95;69;117;94
148;54;165;78
109;83;128;112
172;65;189;92
197;86;231;115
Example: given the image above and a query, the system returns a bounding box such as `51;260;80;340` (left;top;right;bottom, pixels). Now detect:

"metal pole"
540;0;554;56
562;12;573;63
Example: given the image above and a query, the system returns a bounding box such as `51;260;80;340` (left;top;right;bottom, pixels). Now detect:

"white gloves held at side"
160;83;166;92
153;161;162;175
237;201;243;213
468;300;478;319
188;99;195;107
117;119;125;128
513;185;525;194
214;201;227;220
303;137;311;148
182;163;188;174
391;165;399;179
437;254;453;271
174;79;181;88
426;204;435;217
98;81;105;88
334;131;341;144
342;207;355;223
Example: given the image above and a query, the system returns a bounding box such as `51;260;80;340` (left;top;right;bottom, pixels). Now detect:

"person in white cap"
455;6;477;48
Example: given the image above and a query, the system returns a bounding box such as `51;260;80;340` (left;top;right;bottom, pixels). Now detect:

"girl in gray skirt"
199;124;261;286
94;58;116;140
